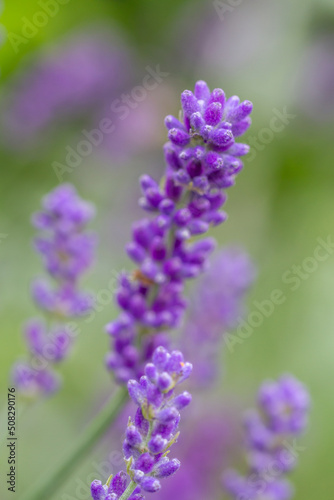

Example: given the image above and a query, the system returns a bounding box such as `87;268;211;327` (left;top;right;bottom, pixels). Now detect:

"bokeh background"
1;0;334;499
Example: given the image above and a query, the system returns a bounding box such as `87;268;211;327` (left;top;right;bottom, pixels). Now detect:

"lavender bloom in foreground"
106;81;253;383
223;375;310;500
91;346;192;499
12;184;96;397
181;248;256;386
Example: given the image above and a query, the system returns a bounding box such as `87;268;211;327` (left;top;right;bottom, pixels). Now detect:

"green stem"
21;385;128;500
119;480;137;500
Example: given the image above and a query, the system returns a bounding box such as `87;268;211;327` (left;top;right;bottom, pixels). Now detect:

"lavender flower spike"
106;81;253;382
12;184;96;397
182;247;255;387
91;346;192;500
223;375;310;500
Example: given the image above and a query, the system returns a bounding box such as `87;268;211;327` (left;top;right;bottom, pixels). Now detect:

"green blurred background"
1;0;334;498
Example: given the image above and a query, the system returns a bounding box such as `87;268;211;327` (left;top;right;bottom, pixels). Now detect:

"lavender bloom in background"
12;184;96;397
100;85;176;162
2;26;130;147
294;32;334;122
154;407;239;500
181;248;256;387
106;81;253;383
91;346;192;499
223;375;310;500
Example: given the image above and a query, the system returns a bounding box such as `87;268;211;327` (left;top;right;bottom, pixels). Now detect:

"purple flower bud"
140;174;158;192
188;197;211;217
106;313;132;336
200;124;213;141
145;363;158;382
91;480;107;500
132;219;151;248
152;346;169;371
173;208;192;227
208;88;226;107
225;95;240;114
190;111;205;130
110;472;127;496
232;117;252;137
157;407;179;423
205;151;224;170
174;169;191;186
210;128;234;149
205;211;227;226
140;476;161;493
173;391;192;410
228;100;253;122
165;350;184;373
126;425;142;447
194;80;211;101
126;242;146;264
227;143;250;156
204;102;223;126
150;237;167;262
164;115;185;130
168;128;190;147
164;143;181;170
135;453;155;473
154;458;181;478
148;435;168;454
181;90;200;116
159;198;175;216
128;379;146;406
144;187;164;209
188;219;210;235
133;470;145;484
157;372;173;392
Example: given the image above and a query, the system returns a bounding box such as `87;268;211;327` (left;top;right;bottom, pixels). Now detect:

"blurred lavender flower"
12;184;96;397
2;27;130;147
91;346;192;499
154;407;239;500
100;85;176;162
181;248;256;387
106;81;253;383
223;375;310;500
295;32;334;121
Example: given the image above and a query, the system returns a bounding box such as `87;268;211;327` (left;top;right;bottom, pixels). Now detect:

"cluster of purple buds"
12;184;96;397
91;347;192;499
223;375;310;500
106;81;253;383
164;79;252;192
91;471;143;500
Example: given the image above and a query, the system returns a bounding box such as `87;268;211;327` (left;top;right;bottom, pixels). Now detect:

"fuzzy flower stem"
119;481;137;500
20;386;128;500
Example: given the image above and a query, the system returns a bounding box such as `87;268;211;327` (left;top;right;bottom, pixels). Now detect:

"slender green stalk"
119;480;137;500
21;386;128;500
